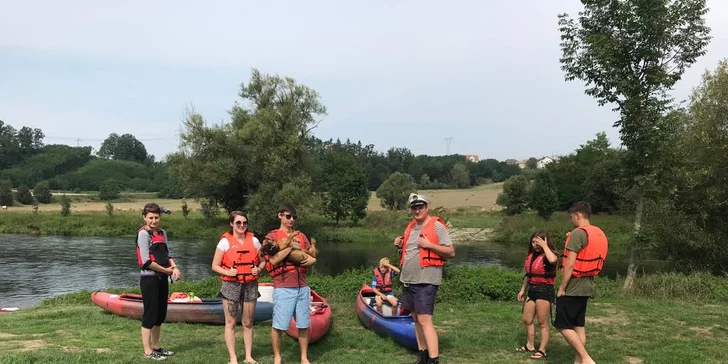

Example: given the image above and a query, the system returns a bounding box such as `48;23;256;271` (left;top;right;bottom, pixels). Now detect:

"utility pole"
444;137;453;155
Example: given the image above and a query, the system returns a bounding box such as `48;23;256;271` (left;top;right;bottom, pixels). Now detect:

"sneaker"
144;352;167;361
153;347;175;356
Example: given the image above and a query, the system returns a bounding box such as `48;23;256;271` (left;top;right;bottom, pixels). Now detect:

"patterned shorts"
219;280;261;302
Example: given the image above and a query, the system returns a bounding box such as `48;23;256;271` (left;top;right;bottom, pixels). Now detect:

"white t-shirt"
217;236;262;252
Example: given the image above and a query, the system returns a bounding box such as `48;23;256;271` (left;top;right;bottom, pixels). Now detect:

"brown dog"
261;230;317;265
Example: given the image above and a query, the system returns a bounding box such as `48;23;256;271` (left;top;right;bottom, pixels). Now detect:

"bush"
496;175;530;215
181;200;190;218
99;179;121;201
15;185;34;205
106;202;114;216
33;181;53;204
0;180;14;206
376;172;417;211
529;170;558;220
60;194;71;216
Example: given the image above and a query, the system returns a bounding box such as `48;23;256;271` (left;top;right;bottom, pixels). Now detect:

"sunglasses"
284;214;297;220
235;221;248;226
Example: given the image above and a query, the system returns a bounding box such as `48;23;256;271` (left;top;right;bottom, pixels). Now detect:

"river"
0;233;664;308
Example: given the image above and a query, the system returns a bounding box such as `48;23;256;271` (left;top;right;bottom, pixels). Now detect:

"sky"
1;1;727;162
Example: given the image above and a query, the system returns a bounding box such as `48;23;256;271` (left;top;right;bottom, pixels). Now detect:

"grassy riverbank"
0;209;503;242
2;267;727;364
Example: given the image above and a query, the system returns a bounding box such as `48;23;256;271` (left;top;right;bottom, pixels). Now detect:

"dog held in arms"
261;230;317;264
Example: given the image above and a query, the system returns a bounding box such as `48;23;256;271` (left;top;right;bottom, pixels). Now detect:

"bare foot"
274;356;282;364
301;358;311;364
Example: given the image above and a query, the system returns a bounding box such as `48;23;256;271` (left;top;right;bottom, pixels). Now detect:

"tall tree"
98;133;152;163
320;149;370;223
558;0;711;290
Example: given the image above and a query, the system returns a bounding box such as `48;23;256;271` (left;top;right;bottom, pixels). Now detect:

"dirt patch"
18;339;46;351
587;303;630;326
448;228;494;243
626;356;644;364
62;346;83;353
689;326;714;336
0;332;17;339
95;348;111;353
367;183;504;211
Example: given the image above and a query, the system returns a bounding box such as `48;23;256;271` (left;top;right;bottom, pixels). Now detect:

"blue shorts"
272;287;311;330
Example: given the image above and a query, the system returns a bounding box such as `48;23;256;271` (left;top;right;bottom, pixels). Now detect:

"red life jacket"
399;216;447;268
524;252;556;285
562;225;609;278
264;229;308;278
220;231;260;283
136;226;170;269
373;267;393;294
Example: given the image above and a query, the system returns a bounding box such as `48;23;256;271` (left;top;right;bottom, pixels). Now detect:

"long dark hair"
527;230;556;256
228;211;248;234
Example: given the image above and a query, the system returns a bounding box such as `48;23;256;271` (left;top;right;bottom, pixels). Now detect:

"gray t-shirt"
400;220;453;285
137;229;171;277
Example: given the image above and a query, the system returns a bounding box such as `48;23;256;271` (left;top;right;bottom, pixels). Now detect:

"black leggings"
140;275;169;329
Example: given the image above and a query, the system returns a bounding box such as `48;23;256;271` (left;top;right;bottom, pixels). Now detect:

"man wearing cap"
394;193;455;364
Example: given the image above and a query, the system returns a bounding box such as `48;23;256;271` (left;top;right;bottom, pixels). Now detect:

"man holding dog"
394;193;455;364
264;203;317;364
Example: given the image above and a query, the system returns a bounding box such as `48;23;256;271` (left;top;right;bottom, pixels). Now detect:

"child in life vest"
371;257;400;314
516;230;558;360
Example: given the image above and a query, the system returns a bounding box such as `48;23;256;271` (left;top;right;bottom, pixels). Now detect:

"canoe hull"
285;289;332;343
356;284;418;350
91;283;274;325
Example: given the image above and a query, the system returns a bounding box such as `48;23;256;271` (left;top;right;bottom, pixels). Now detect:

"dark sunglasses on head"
284;214;297;220
235;221;248;226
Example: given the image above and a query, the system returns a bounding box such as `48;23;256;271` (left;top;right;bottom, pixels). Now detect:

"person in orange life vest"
264;203;317;364
393;193;455;364
516;230;558;360
136;203;180;361
211;211;265;364
554;201;608;364
371;257;401;314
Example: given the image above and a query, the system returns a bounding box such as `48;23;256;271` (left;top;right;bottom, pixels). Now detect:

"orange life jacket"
136;226;170;270
524;252;556;285
562;225;608;278
264;229;309;278
220;231;260;283
399;216;447;268
373;267;393;294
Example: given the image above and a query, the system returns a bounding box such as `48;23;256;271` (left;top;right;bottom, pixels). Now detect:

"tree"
450;163;470;189
526;157;538;169
98;133;152;163
319;150;370;223
15;185;34;205
376;172;417;211
0;180;13;206
16;126;44;153
496;175;530;215
99;179;122;201
558;0;711;290
33;181;52;204
529;170;559;220
60;194;71;216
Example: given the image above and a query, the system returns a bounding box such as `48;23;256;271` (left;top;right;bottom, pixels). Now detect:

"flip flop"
516;344;535;352
530;350;547;360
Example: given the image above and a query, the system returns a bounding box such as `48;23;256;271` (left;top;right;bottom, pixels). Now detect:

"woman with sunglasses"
211;211;265;364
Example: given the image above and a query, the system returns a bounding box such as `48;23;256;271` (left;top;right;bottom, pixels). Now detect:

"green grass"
2;268;728;363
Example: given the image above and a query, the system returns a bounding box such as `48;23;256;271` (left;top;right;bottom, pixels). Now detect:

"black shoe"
408;349;428;364
426;357;439;364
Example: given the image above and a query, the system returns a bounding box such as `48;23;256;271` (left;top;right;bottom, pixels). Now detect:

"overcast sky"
1;1;726;161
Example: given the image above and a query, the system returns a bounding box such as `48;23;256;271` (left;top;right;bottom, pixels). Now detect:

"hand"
416;235;433;249
393;236;403;248
534;236;549;249
290;242;301;250
300;256;316;267
517;289;525;302
557;287;566;297
226;267;237;277
171;268;181;281
252;266;260;276
165;267;174;276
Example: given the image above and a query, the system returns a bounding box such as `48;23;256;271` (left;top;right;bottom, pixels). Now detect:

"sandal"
516;344;535;352
530;350;547;360
243;360;259;364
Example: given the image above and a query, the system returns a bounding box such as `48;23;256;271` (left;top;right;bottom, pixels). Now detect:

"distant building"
505;158;518;165
518;159;528;169
537;156;554;169
465;154;480;162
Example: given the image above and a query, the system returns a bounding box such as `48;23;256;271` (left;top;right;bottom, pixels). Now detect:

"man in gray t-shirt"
393;193;455;364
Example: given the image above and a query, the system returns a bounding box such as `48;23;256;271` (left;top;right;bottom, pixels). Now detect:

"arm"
417;222;455;259
543;248;559;265
211;242;236;277
387;263;400;274
558;252;577;296
267;247;294;266
517;275;528;302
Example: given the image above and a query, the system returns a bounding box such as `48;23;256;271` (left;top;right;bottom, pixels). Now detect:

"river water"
0;233;664;308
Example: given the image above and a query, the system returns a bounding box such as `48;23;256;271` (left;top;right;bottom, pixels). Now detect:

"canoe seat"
363;297;402;317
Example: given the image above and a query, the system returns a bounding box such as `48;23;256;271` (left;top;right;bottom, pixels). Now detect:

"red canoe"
285;288;332;343
91;283;275;325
